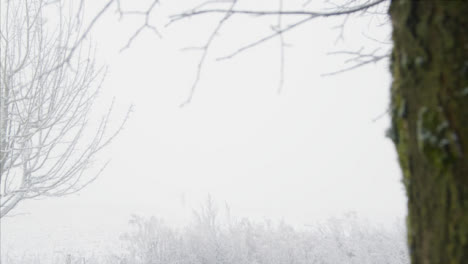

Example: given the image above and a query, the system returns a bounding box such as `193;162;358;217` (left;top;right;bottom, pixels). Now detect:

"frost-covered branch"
0;0;127;218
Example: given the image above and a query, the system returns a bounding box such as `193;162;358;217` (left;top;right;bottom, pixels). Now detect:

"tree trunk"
389;0;468;263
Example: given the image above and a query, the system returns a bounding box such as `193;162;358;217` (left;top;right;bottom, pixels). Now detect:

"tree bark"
389;0;468;263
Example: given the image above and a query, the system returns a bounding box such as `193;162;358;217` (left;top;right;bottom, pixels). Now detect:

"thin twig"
322;48;389;76
119;0;161;52
277;0;285;94
180;0;239;107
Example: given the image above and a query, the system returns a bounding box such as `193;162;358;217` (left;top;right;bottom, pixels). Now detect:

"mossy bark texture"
389;0;468;263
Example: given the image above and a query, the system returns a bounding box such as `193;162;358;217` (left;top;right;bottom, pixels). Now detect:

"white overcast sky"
2;0;406;256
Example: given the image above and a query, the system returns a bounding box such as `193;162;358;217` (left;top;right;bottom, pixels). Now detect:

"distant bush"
2;200;409;264
118;201;409;264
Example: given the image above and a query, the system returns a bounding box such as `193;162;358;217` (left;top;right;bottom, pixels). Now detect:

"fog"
1;0;407;263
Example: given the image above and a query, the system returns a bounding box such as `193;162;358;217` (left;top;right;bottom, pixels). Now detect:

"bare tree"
0;0;126;218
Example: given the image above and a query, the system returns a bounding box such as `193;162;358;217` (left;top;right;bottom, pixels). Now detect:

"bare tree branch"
170;0;387;21
117;0;162;52
166;0;388;104
42;0;116;75
277;0;286;94
322;47;389;76
179;0;239;107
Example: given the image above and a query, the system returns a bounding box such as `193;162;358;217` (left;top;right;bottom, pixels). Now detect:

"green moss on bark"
389;0;468;263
